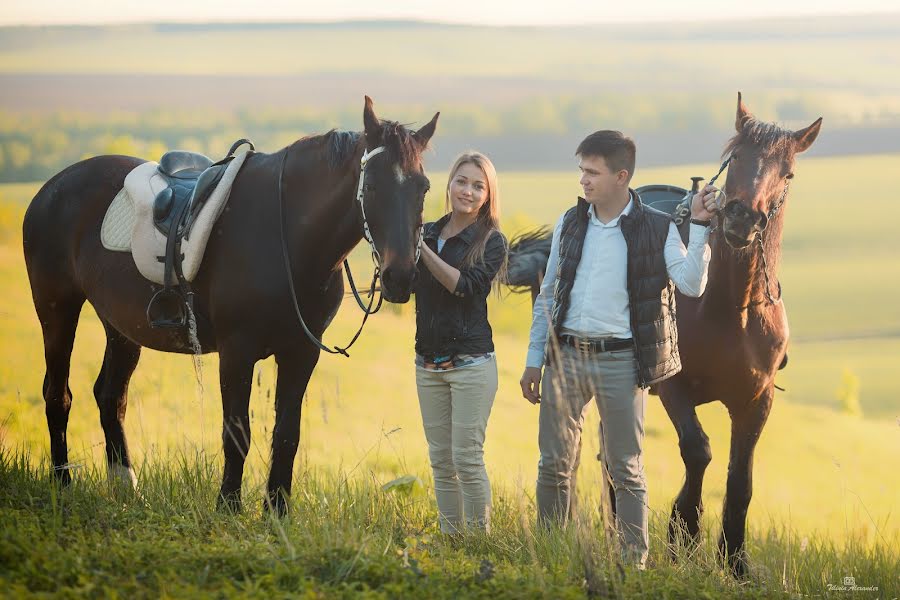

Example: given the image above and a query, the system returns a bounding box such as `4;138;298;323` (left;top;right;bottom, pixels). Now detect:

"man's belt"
558;335;634;353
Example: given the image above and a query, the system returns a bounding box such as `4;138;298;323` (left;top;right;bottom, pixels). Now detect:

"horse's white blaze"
393;164;407;184
108;463;137;488
751;158;767;189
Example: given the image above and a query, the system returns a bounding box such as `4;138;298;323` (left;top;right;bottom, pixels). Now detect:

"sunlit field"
1;154;898;596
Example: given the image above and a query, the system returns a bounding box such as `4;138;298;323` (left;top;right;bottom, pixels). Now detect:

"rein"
741;181;788;309
709;154;788;311
277;143;409;357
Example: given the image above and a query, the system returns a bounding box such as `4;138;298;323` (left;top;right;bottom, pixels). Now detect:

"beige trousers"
415;356;498;533
536;344;649;567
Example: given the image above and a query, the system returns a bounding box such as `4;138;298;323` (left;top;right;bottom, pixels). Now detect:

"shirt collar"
424;213;480;245
587;191;634;228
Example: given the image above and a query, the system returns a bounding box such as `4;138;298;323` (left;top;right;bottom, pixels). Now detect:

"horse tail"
505;226;552;293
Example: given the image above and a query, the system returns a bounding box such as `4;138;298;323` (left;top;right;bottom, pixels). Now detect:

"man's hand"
520;367;542;404
690;184;721;222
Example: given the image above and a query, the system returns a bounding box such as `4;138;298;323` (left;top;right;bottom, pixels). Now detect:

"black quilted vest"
550;192;681;387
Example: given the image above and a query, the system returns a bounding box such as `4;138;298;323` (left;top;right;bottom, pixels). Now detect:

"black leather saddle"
154;150;223;239
146;138;254;330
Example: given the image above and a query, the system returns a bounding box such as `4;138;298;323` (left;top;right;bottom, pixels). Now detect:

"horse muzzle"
723;230;755;249
380;263;416;303
722;201;766;249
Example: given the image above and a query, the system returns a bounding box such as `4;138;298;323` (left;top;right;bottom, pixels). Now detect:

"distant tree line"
1;93;888;183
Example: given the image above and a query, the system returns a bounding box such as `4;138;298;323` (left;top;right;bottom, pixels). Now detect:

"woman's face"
448;162;489;219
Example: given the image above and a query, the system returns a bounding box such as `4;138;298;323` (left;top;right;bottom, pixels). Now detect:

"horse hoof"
264;492;290;518
667;511;702;560
730;555;750;579
52;466;73;487
720;548;751;579
216;492;242;514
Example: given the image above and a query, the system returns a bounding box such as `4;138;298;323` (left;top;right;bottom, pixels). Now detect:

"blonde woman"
414;152;508;534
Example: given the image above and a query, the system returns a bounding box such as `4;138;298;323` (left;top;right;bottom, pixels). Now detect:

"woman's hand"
419;241;461;293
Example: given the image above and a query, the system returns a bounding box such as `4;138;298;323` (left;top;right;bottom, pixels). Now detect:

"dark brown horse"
658;94;821;576
23;97;438;514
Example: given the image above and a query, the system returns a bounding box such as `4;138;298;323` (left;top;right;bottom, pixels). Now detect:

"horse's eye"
785;173;794;180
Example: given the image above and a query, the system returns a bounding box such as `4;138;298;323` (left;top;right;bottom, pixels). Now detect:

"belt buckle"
575;338;593;353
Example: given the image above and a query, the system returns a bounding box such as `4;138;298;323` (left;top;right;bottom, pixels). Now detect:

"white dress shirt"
526;196;711;368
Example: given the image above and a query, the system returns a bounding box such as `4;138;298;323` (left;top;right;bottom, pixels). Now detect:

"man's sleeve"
526;217;564;368
664;221;711;298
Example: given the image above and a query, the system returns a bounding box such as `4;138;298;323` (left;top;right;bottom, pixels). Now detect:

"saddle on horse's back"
637;176;704;245
101;139;254;329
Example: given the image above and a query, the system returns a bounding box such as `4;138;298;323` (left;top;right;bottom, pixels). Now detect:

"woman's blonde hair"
445;151;507;287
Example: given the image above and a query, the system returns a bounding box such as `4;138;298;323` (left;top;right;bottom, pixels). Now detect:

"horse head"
720;92;822;249
359;96;439;303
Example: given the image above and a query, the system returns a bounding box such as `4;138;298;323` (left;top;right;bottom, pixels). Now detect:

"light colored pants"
416;356;497;534
536;344;649;567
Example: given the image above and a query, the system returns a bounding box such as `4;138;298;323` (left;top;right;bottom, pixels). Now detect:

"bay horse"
658;93;821;576
23;96;438;514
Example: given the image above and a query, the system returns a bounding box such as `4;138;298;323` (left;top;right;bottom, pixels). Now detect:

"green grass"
1;450;896;598
1;155;899;596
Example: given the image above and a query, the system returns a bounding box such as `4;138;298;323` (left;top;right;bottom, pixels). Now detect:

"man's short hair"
576;130;636;182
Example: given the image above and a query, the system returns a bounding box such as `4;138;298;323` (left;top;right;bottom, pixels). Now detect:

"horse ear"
793;117;823;154
735;91;752;132
414;112;440;147
363;95;381;144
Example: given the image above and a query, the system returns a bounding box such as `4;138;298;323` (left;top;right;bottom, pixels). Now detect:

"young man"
519;130;719;567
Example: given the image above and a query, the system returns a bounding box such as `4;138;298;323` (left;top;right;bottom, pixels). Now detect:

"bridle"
708;154;789;310
354;146;426;270
278;144;422;357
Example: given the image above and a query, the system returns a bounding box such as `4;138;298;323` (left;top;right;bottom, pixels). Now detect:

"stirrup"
147;287;187;329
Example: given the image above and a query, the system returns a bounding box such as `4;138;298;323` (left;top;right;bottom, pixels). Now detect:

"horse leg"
36;294;85;485
93;321;142;488
720;392;774;578
216;346;256;512
265;348;318;515
661;380;713;553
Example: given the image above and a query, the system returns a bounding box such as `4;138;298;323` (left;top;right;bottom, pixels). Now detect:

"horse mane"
319;121;425;171
723;117;795;160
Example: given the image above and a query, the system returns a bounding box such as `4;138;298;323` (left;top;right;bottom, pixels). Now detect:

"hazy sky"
2;0;899;26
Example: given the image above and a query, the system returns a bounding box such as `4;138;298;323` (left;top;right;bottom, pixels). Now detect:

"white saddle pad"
100;151;248;286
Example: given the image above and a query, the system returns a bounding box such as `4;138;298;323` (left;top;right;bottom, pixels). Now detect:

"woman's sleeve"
451;231;508;298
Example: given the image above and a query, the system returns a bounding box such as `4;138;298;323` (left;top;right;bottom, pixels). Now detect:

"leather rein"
277;145;422;357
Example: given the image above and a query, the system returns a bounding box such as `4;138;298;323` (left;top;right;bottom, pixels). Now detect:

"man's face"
578;154;626;203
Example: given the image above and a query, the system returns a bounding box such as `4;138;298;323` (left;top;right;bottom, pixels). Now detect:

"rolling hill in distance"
1;14;899;174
